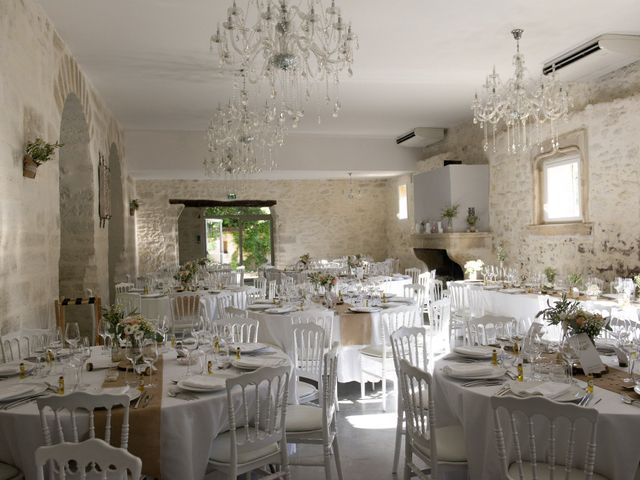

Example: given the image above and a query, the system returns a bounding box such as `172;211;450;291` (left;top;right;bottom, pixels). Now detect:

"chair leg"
392;396;403;474
381;370;387;412
360;378;366;399
323;444;334;480
403;438;412;480
333;436;344;480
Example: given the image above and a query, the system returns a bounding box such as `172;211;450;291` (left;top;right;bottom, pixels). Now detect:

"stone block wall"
135;178;390;273
0;0;134;334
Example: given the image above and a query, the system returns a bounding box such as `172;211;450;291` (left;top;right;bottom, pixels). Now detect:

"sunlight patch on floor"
345;412;397;430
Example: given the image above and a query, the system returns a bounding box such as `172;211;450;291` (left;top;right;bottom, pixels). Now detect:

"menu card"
567;333;606;375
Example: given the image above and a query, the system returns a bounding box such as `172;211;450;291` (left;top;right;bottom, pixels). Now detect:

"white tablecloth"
0;347;293;480
432;356;640;480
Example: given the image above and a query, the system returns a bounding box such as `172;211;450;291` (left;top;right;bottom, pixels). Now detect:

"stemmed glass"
182;333;199;377
142;340;159;387
99;321;113;352
124;333;144;387
76;337;92;390
157;316;170;346
64;322;81;350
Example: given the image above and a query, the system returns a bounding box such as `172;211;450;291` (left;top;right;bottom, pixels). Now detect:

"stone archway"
108;143;125;301
58;93;96;297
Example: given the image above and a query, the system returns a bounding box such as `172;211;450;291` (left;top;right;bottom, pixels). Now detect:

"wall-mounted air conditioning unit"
543;34;640;81
396;127;445;148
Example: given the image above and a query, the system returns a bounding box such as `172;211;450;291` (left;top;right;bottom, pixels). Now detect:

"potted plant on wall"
441;204;459;232
23;137;63;178
129;199;140;216
466;207;479;232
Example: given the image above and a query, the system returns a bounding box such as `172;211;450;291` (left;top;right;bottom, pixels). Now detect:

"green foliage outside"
204;207;271;271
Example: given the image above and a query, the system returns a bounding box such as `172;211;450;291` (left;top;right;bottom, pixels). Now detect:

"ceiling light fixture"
210;0;357;129
471;29;572;154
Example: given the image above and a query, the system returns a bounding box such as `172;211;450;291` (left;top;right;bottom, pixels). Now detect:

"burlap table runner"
574;366;640;398
335;303;373;346
96;357;164;478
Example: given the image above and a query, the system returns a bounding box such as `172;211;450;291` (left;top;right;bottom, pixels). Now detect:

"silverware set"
134;390;153;409
0;393;48;410
462;378;507;387
578;392;594;407
620;394;640;408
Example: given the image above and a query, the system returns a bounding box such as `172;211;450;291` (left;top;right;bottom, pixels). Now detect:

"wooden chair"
206;366;290;479
54;297;101;345
399;359;467;480
390;326;429;475
169;294;201;336
490;396;607;480
285;343;343;480
292;323;326;404
360;306;421;411
34;438;141;480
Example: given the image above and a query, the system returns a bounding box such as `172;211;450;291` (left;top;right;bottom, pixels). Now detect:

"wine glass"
76;337;92;389
157;316;170;345
99;321;113;352
124;334;143;387
182;333;199;377
65;323;81;350
142;340;159;387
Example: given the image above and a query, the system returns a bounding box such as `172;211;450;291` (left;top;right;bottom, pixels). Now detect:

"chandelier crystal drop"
210;0;358;128
471;29;572;154
204;75;285;177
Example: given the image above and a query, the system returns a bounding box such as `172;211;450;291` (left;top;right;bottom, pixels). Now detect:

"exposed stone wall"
398;62;640;280
0;0;133;334
135;179;389;273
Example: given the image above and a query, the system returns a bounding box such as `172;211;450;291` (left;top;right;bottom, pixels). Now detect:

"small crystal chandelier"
204;73;285;177
210;0;357;128
344;172;361;200
471;29;571;154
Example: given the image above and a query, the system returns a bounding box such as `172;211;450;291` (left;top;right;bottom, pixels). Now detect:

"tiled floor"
288;381;402;480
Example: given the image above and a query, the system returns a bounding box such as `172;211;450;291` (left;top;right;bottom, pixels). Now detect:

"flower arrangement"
567;273;583;290
441;204;459;220
308;271;338;289
347;254;364;269
25;137;64;166
464;259;484;275
299;253;310;266
535;294;611;341
585;282;601;298
102;305;162;341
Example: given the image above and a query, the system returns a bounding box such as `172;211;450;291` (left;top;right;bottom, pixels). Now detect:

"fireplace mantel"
411;232;493;268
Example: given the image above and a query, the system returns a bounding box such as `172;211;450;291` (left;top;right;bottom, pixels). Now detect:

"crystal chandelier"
210;0;357;128
204;74;285;177
471;29;571;154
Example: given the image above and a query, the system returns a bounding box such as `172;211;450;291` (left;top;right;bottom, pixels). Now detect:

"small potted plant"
23;137;63;178
466;207;479;232
544;267;557;289
441;204;459;232
567;273;583;298
129;199;140;216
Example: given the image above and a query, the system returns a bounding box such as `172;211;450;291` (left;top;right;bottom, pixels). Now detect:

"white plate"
602;293;621;300
264;306;297;314
229;343;271;354
380;302;403;309
0;382;48;402
443;366;506;380
140;293;165;299
500;288;525;294
247;304;273;310
509;381;585;403
453;346;495;359
177;376;226;393
96;386;141;402
232;357;288;370
349;306;381;313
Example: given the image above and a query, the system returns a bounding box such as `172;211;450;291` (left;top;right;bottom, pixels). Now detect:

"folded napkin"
453;346;494;358
181;375;226;390
86;358;117;371
509;381;571;400
0;384;36;402
442;364;496;378
234;357;287;368
0;361;34;376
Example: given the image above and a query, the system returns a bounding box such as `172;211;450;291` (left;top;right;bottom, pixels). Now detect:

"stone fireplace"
411;232;493;279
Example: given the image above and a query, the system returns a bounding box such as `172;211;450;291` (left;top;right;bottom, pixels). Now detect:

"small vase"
445;218;453;232
111;345;126;363
23;155;38;178
324;287;334;309
468;271;478;281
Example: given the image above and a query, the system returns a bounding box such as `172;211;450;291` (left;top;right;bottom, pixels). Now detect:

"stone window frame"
528;128;593;236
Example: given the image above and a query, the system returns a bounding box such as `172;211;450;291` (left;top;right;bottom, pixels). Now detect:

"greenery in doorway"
204;206;271;271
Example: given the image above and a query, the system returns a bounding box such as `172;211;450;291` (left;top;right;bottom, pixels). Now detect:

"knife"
134;391;147;409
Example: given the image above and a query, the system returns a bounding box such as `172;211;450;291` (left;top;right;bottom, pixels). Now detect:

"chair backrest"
22;328;53;356
427;279;445;304
390;326;429;374
215;294;233;320
35;438;142;480
226;306;248;318
224;317;260;343
292;323;326;383
291;312;334;348
37;392;130;448
253;277;267;297
247;287;264;305
418;272;431;289
114;282;134;294
404;283;426;308
321;343;340;431
0;331;29;363
490;396;599;480
447;282;468;316
170;294;201;332
405;267;421;284
398;359;441;477
467;286;488;318
379;307;421;348
428;298;451;337
224;366;290;464
467;316;514;345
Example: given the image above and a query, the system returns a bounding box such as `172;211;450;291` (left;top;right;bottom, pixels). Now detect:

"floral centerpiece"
102;305;162;361
174;260;199;289
347;254;363;269
464;259;484;280
308;271;338;290
535;294;611;343
297;253;311;271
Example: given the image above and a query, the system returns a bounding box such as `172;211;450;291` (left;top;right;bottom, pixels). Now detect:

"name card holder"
568;333;607;376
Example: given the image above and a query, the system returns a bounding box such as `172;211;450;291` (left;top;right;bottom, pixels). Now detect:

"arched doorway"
108;143;125;302
58;94;96;298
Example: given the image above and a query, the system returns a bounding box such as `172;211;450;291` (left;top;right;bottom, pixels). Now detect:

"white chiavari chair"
404;284;427;319
169;294;201;336
399;359;467;480
206;366;290;479
225;306;248;318
405;268;421;284
428;298;452;357
216;317;260;343
35;438;141;480
215;294;233;321
390;326;429;475
291;312;334;349
285;343;343;480
446;282;469;346
466;286;515;345
490;396;607;480
117;292;141;317
252;277;267;299
268;280;277;300
0;332;29;363
114;282;134;294
292;323;325;404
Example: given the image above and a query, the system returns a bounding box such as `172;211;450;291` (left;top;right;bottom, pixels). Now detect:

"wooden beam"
169;199;277;208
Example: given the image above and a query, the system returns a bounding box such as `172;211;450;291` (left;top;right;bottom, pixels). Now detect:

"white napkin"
181;375;226;390
510;381;571;399
453;346;494;358
442;364;496;378
0;384;36;402
234;357;287;368
0;361;34;376
86;358;116;371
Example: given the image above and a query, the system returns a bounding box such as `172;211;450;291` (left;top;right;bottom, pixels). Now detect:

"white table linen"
432;356;640;480
0;347;293;480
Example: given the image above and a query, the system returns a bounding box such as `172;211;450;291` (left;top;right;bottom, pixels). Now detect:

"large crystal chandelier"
210;0;357;128
204;74;285;177
471;29;571;154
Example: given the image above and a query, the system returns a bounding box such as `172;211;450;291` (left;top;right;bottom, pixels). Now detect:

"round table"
0;346;293;480
432;356;640;480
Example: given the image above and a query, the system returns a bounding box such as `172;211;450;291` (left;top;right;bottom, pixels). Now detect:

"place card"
567;334;606;375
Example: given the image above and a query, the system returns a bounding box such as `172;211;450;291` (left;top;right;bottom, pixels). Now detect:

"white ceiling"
35;0;640;139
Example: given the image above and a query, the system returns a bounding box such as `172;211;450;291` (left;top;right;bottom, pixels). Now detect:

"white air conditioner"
543;34;640;81
396;127;445;148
